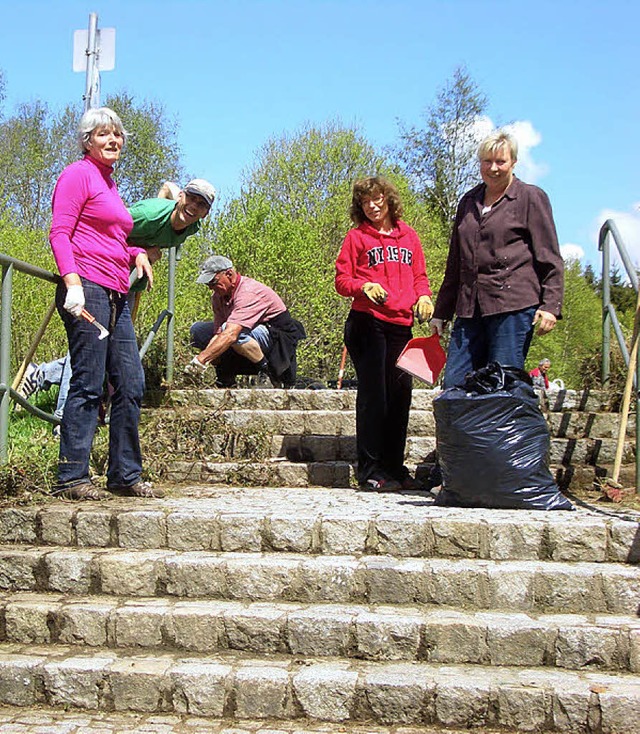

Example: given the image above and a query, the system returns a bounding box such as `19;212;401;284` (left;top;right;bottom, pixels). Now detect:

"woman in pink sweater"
49;106;160;500
335;176;433;492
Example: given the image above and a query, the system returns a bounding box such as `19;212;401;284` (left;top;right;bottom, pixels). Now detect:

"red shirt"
211;274;286;332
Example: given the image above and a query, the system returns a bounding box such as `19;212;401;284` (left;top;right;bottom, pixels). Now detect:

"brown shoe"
57;482;110;501
108;481;165;498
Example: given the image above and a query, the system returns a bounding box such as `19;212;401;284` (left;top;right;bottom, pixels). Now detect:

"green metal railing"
0;247;178;463
598;218;640;492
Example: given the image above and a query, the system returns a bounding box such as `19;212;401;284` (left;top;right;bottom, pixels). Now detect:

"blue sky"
1;0;638;272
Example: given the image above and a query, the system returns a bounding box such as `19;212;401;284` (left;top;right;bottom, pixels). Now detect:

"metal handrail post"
637;353;640;493
601;232;611;386
165;246;177;384
0;263;14;463
598;219;640;493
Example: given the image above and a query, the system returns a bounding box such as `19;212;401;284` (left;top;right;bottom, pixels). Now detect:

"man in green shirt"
129;178;216;292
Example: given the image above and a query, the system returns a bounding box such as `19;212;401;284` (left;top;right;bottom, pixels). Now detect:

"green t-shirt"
127;198;201;292
127;198;200;249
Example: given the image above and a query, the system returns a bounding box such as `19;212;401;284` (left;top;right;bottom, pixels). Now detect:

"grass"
1;389;60;504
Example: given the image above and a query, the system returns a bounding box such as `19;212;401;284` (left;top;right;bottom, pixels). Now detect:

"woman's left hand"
135;252;153;290
415;295;434;323
533;309;556;335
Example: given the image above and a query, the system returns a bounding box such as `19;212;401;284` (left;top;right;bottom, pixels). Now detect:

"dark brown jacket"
433;177;564;321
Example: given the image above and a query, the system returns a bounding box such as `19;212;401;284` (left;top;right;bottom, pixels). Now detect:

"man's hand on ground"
184;356;208;375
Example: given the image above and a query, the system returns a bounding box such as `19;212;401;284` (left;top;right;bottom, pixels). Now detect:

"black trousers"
344;310;413;485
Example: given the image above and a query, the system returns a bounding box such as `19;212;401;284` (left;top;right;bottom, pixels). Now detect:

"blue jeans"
39;355;71;421
56;278;145;489
443;306;536;389
190;321;271;353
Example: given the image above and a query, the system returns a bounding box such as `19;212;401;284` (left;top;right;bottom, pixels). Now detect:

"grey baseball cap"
196;255;234;284
184;178;216;207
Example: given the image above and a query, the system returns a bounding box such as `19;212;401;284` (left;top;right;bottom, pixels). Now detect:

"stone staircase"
0;386;638;732
143;386;636;491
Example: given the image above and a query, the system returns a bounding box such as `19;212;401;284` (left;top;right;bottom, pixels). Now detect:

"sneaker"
360;476;402;492
55;482;110;501
16;363;41;401
108;481;165;498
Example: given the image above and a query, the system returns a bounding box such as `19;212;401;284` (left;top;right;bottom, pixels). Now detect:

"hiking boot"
108;481;165;498
16;363;41;401
56;482;110;501
359;476;402;492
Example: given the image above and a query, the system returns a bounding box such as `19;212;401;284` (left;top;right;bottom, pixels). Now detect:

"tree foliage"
0;67;617;392
526;260;602;386
105;92;184;205
205;121;425;378
396;66;487;227
0;90;184;232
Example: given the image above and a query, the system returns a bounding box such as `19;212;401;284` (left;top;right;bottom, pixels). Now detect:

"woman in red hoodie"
335;177;433;491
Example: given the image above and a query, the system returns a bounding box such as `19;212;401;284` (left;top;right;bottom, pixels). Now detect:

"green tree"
0;101;76;230
0;92;184;232
396;66;487;227
526;260;602;388
105;92;185;205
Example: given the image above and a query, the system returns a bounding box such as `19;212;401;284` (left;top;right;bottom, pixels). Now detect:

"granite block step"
0;547;637;614
1;593;638;673
160;387;609;415
0;644;638;732
0;704;521;734
143;407;631;446
1;494;638;563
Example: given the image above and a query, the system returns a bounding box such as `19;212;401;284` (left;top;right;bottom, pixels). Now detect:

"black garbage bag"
434;362;573;510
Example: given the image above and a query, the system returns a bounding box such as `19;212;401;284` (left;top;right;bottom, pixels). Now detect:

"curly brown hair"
349;176;403;226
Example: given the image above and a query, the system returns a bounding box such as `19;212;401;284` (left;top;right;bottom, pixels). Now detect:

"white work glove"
362;282;388;305
63;284;85;317
184;356;208;375
430;318;446;337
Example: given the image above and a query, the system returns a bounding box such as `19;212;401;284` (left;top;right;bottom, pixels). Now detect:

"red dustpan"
396;335;447;385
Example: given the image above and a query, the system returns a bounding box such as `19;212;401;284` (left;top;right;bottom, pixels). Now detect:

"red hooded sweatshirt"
335;219;432;327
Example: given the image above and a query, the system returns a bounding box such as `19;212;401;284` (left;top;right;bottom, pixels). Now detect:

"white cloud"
502;120;548;184
560;243;585;262
593;204;640;273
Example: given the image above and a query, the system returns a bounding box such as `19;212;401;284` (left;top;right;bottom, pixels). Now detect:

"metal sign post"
73;13;115;110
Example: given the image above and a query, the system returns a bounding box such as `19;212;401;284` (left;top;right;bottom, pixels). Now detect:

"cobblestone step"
0;546;637;614
0;705;517;734
161;460;635;492
1;593;638;673
160;387;609;415
1;489;638;562
143;408;634;446
0;645;638;732
138;426;639;470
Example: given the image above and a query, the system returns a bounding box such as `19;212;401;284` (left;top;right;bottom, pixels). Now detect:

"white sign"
73;28;116;72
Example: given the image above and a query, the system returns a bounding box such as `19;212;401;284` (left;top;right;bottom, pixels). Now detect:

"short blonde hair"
77;107;128;153
477;129;518;162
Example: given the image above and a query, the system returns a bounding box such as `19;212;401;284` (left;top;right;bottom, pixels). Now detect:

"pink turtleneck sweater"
49;155;143;293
